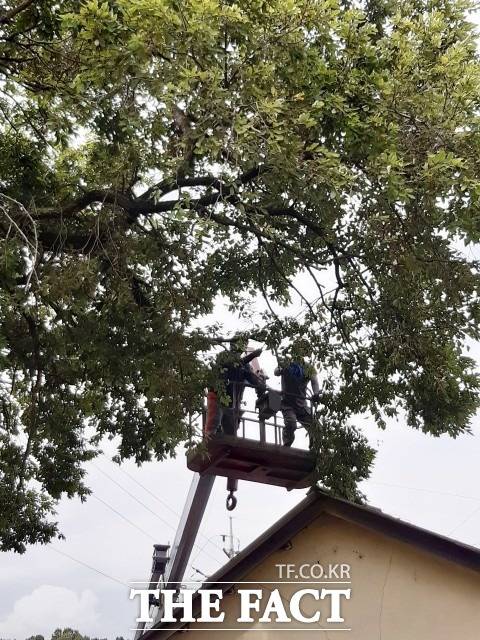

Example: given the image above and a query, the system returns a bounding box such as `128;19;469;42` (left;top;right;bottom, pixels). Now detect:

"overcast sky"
2;10;480;640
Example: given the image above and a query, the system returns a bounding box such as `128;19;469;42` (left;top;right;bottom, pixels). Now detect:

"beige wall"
158;514;480;639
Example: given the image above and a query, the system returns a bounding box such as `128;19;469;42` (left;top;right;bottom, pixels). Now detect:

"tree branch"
0;0;35;25
138;164;269;201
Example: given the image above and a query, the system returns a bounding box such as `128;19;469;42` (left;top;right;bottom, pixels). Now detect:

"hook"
226;490;237;511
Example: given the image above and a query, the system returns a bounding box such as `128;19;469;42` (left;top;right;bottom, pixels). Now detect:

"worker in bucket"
274;359;320;447
205;337;266;512
206;338;266;437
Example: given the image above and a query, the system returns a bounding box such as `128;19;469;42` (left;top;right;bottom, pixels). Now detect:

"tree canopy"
1;0;480;551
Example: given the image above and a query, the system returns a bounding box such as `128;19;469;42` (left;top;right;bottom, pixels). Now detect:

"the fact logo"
130;585;351;627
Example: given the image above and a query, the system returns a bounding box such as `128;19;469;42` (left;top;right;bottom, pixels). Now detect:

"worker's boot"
282;424;296;447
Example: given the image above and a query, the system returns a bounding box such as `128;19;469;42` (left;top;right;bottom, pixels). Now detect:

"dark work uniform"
213;356;266;435
276;362;319;446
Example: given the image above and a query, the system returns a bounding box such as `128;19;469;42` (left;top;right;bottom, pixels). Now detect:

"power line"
367;480;480;541
90;462;222;566
449;504;480;536
91;462;182;531
189;535;225;576
369;480;480;503
92;494;157;543
104;455;226;556
48;545;129;588
106;455;181;521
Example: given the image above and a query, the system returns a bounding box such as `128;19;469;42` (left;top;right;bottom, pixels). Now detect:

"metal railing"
198;383;316;449
235;408;283;445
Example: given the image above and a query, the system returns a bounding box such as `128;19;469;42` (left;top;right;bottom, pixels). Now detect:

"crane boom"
134;473;215;639
163;473;216;587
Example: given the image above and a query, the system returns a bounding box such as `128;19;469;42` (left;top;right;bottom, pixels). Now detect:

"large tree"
1;0;480;552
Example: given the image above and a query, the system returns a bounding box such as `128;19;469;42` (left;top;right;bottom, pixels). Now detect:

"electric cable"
369;480;480;503
90;462;222;566
102;454;227;556
367;480;480;541
48;545;129;588
110;458;181;520
449;504;480;537
92;494;157;542
92;462;177;529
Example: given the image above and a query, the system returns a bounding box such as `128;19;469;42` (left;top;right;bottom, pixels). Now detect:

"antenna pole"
229;516;235;558
223;516;238;559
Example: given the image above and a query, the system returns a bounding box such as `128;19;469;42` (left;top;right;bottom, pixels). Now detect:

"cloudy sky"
2;9;480;640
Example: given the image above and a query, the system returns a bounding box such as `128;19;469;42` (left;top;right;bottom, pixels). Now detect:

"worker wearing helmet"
275;360;320;447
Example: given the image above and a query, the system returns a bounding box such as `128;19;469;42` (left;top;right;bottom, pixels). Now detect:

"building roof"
141;488;480;639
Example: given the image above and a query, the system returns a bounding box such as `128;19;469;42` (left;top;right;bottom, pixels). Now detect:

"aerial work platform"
187;388;316;491
187;433;314;490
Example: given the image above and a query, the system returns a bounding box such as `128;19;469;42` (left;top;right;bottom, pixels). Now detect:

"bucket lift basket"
187;390;316;490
